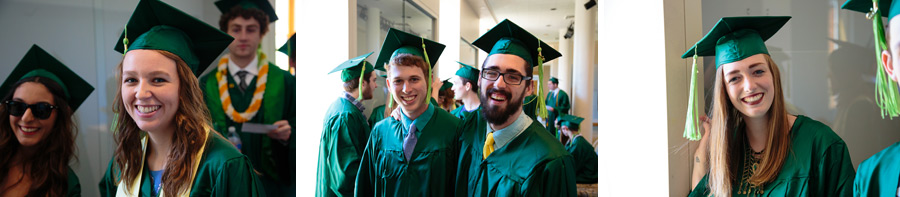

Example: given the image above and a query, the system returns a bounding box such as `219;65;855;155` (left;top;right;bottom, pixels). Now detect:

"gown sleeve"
209;156;267;197
329;114;368;196
687;174;710;197
557;91;571;114
66;167;81;197
524;156;578;196
98;158;119;197
814;140;855;196
354;132;377;196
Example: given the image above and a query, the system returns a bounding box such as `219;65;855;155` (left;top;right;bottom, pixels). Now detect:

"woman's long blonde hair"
112;50;214;197
706;54;792;196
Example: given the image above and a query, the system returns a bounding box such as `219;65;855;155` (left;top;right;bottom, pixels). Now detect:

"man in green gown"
545;77;570;136
449;62;482;119
684;16;855;196
355;28;463;196
557;114;598;184
99;1;264;196
368;75;390;129
316;52;378;197
201;0;295;195
455;19;577;196
842;0;900;195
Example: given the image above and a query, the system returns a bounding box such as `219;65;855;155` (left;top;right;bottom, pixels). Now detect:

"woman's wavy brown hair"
706;54;792;196
112;50;213;196
0;76;77;196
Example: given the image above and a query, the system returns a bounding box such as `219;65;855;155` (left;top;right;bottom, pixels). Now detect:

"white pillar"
367;7;381;60
297;0;352;194
572;1;597;143
557;28;573;98
439;0;461;80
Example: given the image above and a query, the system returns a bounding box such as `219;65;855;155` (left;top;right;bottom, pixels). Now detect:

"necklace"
738;142;765;195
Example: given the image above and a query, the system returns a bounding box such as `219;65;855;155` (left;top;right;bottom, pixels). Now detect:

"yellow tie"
483;132;495;159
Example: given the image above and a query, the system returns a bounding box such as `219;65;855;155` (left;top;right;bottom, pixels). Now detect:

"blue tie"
403;124;418;161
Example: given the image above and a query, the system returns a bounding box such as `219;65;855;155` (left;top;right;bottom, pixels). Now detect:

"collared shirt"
550;88;559;97
228;55;259;80
486;110;532;150
400;103;435;135
342;91;366;113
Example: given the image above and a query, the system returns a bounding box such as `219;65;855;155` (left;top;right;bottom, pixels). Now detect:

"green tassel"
357;66;366;101
683;49;702;141
422;38;433;105
536;39;549;120
871;2;900;119
123;27;129;55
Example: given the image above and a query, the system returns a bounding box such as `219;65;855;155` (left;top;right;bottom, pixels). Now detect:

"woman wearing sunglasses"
0;45;94;196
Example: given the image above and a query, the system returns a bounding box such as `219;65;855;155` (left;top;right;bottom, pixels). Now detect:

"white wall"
0;0;280;196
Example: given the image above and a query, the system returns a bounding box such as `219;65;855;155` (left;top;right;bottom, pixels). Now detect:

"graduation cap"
680;16;791;141
474;19;560;121
278;33;295;58
439;79;453;92
0;45;94;111
558;114;585;131
841;0;900;118
215;0;278;22
455;61;479;83
374;28;445;71
115;0;234;77
549;77;559;84
330;52;375;99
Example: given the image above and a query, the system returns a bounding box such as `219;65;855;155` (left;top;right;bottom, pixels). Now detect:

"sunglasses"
4;100;57;120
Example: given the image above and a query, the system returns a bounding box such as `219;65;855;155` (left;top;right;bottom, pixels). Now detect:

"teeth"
490;94;506;101
743;94;763;103
137;105;160;113
401;95;415;101
21;127;38;132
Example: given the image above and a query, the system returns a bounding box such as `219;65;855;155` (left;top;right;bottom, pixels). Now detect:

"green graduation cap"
680;16;791;68
374;28;445;71
558;114;585;131
278;33;295;58
455;61;479;83
679;16;790;141
0;45;94;111
549;77;559;84
215;0;278;22
473;19;562;67
329;52;375;82
841;0;900;118
473;19;561;121
439;79;453;92
115;0;234;77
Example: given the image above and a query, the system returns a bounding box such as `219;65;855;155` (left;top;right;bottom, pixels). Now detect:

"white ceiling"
482;0;575;42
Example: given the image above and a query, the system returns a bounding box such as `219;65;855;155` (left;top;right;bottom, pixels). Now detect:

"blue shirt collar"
486;110;532;150
401;103;435;133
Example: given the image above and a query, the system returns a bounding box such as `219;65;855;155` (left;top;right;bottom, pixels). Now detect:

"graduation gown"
545;90;570;134
688;115;855;196
316;97;371;197
199;62;296;195
456;110;577;196
854;141;900;196
565;136;598;184
368;105;387;130
449;105;479;120
98;133;265;197
355;105;462;196
522;95;538;122
67;167;81;196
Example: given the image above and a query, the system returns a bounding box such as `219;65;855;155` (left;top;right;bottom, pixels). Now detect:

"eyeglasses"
481;70;532;85
4;100;57;120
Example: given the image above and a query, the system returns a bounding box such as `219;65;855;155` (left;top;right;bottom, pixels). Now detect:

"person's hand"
391;107;402;121
546;106;555;112
699;115;711;138
267;120;291;141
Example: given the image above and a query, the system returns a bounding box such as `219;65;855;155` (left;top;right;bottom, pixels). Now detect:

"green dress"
450;105;479;120
199;63;295;196
456;110;577;196
566;135;598;184
688;115;855;196
545;90;570;135
523;95;538;121
854;141;900;196
67;167;81;196
368;105;387;130
98;133;265;197
316;97;371;197
355;105;462;196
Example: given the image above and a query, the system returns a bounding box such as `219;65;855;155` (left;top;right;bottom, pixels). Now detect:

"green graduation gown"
854;141;900;196
566;135;598;184
67;167;81;196
199;62;296;196
545;90;570;135
455;110;577;196
688;115;855;196
316;97;371;197
523;95;538;121
368;105;387;130
98;133;265;197
450;105;479;120
355;105;462;196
